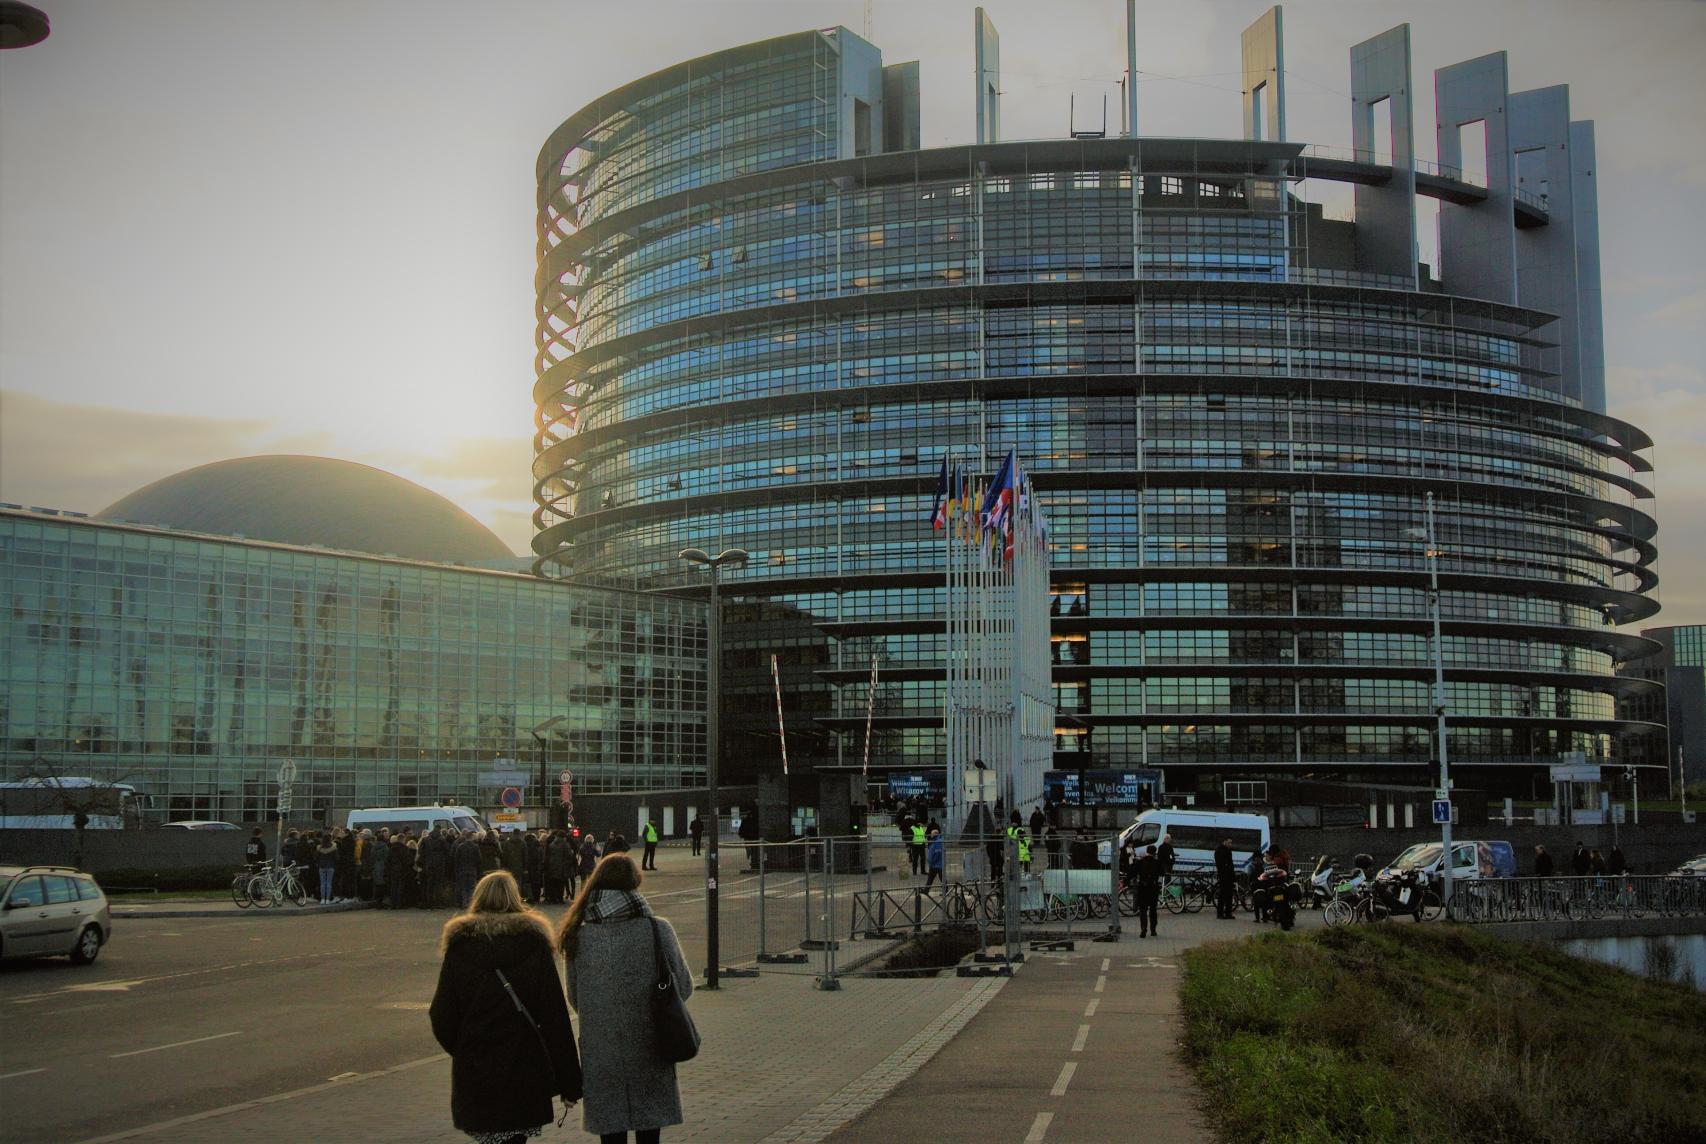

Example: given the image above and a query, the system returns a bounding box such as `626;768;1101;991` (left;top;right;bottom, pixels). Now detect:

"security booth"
1550;758;1606;825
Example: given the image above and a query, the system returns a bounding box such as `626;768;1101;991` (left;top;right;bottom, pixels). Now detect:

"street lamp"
531;715;567;831
679;546;748;989
1405;491;1453;911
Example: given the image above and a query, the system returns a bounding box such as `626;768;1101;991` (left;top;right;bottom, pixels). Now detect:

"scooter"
1254;867;1297;931
1307;856;1336;909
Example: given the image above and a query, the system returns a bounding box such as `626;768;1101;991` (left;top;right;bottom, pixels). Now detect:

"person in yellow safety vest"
1005;819;1034;874
641;820;659;871
908;821;926;875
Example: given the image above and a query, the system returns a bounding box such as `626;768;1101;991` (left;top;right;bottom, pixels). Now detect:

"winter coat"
453;839;482;881
371;840;391;885
502;833;526;877
317;842;337;871
578;838;599;876
430;910;581;1134
478;835;502;874
524;835;542;879
546;838;573;879
386;840;409;884
336;834;355;874
564;897;691;1136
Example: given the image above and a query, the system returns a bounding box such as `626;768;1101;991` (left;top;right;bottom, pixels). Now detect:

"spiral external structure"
534;27;1662;790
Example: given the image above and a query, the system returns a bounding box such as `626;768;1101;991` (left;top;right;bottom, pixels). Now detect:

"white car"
1670;853;1706;877
0;865;111;964
161;820;241;830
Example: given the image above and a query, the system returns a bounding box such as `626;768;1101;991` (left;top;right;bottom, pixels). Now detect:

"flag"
981;450;1017;536
930;456;949;530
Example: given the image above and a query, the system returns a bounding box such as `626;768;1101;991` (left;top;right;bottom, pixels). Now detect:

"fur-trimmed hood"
440;909;555;956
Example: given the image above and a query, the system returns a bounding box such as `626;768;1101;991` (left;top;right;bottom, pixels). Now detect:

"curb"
112;900;377;920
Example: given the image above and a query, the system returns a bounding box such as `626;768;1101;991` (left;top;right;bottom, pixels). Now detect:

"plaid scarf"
583;888;652;924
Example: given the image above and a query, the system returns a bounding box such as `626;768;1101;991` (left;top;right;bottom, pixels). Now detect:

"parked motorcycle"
1255;867;1297;931
1307;856;1336;909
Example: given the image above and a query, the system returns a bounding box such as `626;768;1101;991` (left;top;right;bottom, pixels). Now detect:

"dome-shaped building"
101;455;513;563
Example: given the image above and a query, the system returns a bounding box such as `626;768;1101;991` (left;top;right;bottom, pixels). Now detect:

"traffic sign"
559;770;573;783
278;760;298;784
500;786;523;809
1431;799;1452;825
559;771;574;807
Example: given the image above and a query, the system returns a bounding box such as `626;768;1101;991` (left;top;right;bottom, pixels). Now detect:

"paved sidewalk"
73;967;1006;1144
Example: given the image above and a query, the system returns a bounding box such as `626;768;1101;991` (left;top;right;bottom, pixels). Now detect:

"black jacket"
430;911;581;1133
454;838;482;880
1534;851;1555;877
1214;843;1235;876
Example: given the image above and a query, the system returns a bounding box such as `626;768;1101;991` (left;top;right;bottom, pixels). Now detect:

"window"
44;875;78;904
7;875;43;908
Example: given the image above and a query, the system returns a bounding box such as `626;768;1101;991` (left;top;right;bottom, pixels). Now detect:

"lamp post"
531;716;567;830
679;547;748;989
1406;492;1453;911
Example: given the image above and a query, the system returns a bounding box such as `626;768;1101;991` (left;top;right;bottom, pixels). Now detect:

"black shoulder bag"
495;967;555;1060
649;919;700;1063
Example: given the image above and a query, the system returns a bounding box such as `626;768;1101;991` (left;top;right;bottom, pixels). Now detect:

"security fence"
1448;876;1706;924
704;832;1125;986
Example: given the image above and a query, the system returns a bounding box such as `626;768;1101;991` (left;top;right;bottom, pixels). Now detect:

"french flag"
930;457;950;530
980;450;1017;536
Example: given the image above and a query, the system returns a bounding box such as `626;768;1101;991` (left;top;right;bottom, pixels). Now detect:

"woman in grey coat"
557;853;692;1144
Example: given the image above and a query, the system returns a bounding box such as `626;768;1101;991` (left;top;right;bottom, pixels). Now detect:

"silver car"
0;865;111;964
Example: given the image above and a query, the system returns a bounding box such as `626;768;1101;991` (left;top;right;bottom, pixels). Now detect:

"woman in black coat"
431;871;582;1143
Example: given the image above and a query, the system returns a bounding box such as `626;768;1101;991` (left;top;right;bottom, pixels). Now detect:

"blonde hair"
466;870;527;916
556;853;642;958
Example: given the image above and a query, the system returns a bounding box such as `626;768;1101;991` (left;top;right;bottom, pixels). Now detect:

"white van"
346;805;491;837
1115;809;1270;871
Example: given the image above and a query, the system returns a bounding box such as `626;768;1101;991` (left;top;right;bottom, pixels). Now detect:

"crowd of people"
264;824;642;910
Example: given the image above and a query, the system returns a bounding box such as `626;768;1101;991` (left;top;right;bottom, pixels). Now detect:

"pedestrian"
454;830;483;910
1589;848;1606;876
739;810;761;870
642;819;660;871
316;831;338;903
909;817;927;875
1157;833;1177;878
1213;837;1236;919
925;828;945;889
1028;805;1046;842
1044;824;1061;868
1571;841;1590;877
545;830;571;904
1608;846;1627;876
431;871;581;1144
1135;844;1161;938
557;854;692;1144
479;830;502;874
1247;849;1266;922
578;832;599;884
371;829;391;908
387;831;410;910
399;836;419;909
605;830;629;855
357;829;376;902
245;827;267;866
524;831;543;904
688;815;703;857
1533;844;1554;878
502;829;526;884
336;827;356;900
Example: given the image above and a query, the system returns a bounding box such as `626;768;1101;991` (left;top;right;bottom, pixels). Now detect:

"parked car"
0;865;111;964
1669;853;1706;877
161;819;240;830
1379;840;1516;883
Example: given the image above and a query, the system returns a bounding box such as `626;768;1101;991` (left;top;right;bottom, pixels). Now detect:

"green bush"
1180;926;1706;1144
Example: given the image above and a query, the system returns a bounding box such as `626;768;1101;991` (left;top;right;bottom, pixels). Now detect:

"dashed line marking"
111;1030;242;1059
1093;974;1106;993
1050;1061;1077;1096
1071;1024;1090;1052
1025;1111;1054;1142
1084;997;1099;1017
1100;957;1110;971
0;1068;47;1081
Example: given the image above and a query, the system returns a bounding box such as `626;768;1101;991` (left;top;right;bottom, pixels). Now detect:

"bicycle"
247;861;308;908
230;863;264;908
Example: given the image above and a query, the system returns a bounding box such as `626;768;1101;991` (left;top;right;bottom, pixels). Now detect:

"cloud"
1645;290;1706;329
1607;365;1706;624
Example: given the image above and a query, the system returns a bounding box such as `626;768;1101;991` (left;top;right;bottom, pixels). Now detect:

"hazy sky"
2;0;1702;621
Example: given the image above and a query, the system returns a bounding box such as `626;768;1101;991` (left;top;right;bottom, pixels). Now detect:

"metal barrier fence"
705;832;1126;987
1448;876;1706;924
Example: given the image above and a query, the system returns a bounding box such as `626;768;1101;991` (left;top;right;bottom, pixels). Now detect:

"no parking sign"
500;786;523;810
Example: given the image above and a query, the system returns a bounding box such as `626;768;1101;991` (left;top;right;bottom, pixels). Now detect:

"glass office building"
533;25;1663;795
0;495;706;822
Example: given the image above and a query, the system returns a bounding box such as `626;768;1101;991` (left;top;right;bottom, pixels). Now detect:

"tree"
13;755;142;869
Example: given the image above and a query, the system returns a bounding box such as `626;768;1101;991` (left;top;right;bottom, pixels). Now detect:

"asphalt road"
0;851;715;1144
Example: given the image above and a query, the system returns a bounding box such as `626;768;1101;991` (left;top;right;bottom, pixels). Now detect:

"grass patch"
1179;925;1706;1144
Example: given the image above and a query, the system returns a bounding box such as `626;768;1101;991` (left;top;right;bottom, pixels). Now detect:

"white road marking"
1084;997;1099;1017
1050;1061;1077;1096
8;947;373;1005
1071;1024;1090;1052
1093;974;1106;993
110;1030;242;1059
1025;1111;1054;1142
1100;957;1110;971
0;1068;47;1081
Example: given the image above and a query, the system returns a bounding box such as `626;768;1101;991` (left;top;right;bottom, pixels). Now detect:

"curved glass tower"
534;25;1662;795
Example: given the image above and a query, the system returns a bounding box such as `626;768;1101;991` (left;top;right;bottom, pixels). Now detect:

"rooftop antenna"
1126;0;1138;137
1070;92;1108;140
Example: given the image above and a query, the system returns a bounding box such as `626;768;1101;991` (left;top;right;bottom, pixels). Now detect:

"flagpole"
771;653;789;776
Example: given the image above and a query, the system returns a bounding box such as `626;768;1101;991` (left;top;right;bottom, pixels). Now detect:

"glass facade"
0;510;706;820
534;29;1662;794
